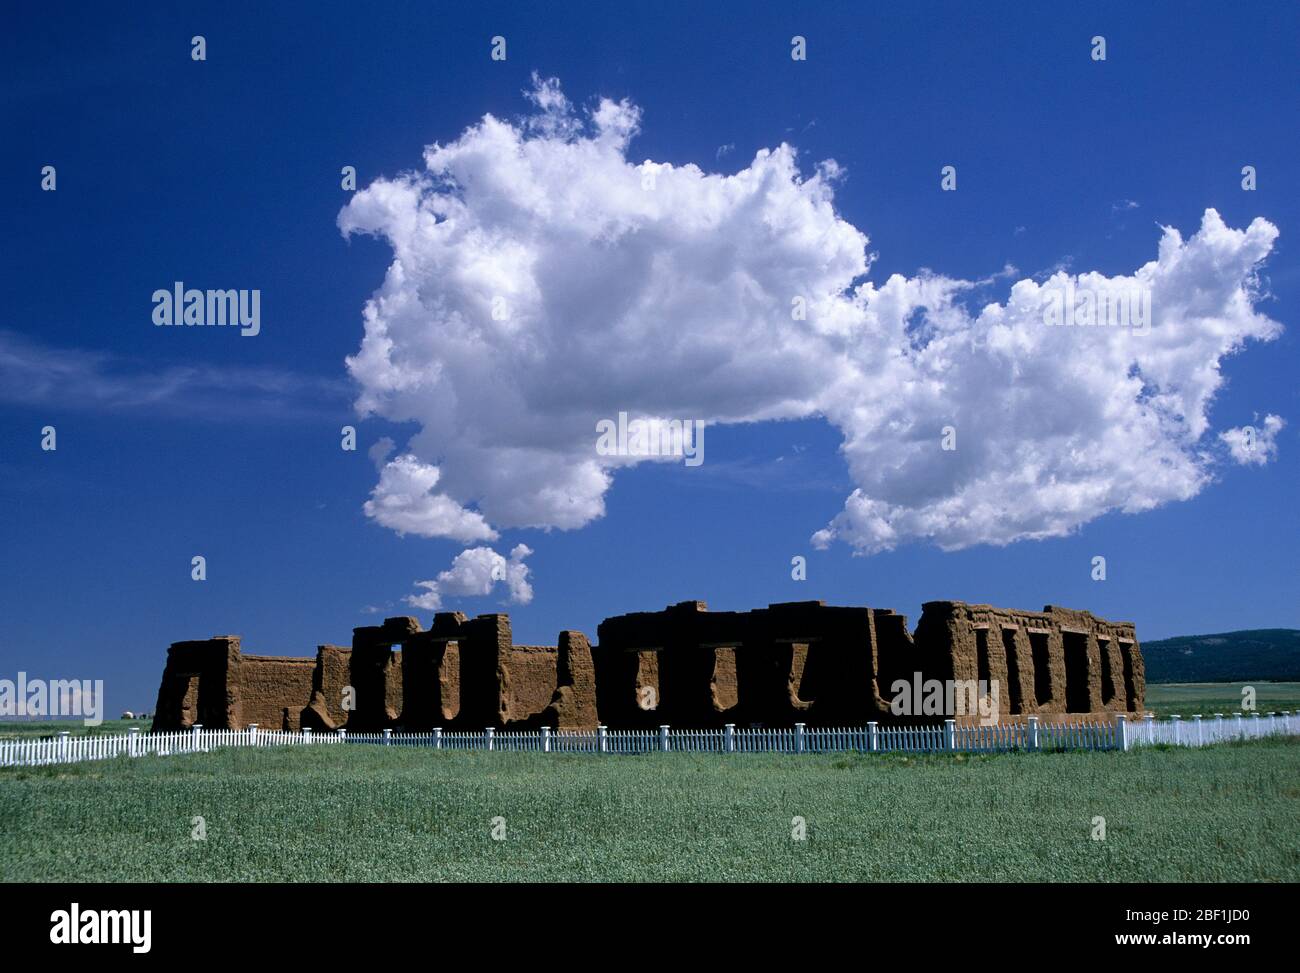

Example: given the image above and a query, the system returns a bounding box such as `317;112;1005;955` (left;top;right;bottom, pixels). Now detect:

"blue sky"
3;1;1297;715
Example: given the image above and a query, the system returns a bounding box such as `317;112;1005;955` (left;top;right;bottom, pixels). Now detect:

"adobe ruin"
152;600;1144;731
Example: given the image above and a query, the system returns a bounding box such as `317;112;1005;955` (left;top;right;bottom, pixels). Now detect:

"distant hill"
1142;629;1300;683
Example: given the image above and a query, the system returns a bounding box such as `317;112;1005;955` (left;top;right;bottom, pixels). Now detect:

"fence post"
191;724;202;752
248;723;258;747
1249;712;1260;738
58;731;70;762
867;721;878;753
1169;714;1181;745
433;727;442;750
943;719;956;751
1027;716;1039;752
598;725;608;754
128;726;140;757
795;722;805;754
1115;714;1128;752
724;723;735;753
1234;713;1244;739
303;726;312;746
338;728;347;743
382;728;392;746
485;727;495;751
541;726;550;753
1192;714;1202;746
659;725;670;753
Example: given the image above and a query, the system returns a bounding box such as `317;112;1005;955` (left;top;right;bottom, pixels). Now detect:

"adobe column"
349;616;420;731
445;613;514;729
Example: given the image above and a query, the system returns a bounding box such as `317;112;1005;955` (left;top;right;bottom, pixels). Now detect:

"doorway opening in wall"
1030;632;1051;706
1063;632;1091;713
1001;629;1023;714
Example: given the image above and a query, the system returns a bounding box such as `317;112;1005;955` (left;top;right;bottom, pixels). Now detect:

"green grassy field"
1144;681;1300;716
0;719;150;740
2;737;1296;882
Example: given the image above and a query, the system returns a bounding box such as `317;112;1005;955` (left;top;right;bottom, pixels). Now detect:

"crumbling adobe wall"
396;614;468;730
347;617;416;731
387;649;404;721
153;613;559;733
871;610;916;707
776;602;882;725
711;647;739;715
594;599;1142;727
152;637;242;730
591;639;651;729
445;613;512;728
155;598;1143;733
301;645;352;731
389;611;560;730
409;612;517;729
507;645;559;723
437;641;461;721
542;631;599;729
153;639;320;731
595;600;892;728
917;601;1142;719
239;655;316;730
596;601;720;728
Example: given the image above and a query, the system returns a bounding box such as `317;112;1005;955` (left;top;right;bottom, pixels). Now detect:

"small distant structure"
121;710;135;719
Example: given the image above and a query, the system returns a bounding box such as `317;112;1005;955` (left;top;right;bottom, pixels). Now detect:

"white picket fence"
1126;711;1299;748
0;725;344;767
2;712;1296;768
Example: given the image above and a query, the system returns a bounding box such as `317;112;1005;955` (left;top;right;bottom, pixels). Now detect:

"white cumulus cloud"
407;544;534;611
364;453;497;543
1220;414;1285;466
341;76;1284;556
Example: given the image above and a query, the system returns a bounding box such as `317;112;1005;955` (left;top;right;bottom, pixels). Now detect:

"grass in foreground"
2;738;1297;882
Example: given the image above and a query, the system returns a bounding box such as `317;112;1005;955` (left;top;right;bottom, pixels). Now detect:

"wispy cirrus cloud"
0;330;348;419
